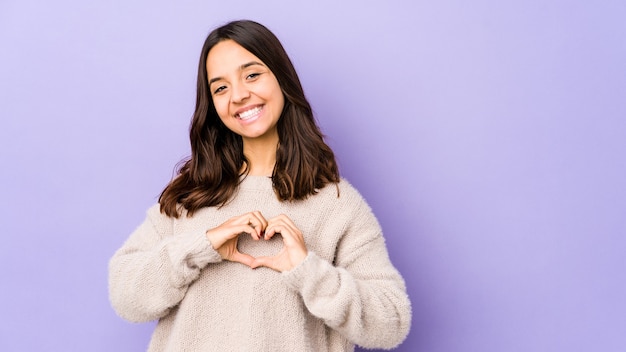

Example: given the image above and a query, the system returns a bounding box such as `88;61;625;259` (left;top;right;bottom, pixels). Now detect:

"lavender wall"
1;0;625;351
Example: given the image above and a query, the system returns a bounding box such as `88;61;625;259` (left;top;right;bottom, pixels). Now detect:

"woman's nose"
230;82;250;103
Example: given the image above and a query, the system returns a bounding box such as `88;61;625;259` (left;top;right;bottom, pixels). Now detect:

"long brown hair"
159;20;339;218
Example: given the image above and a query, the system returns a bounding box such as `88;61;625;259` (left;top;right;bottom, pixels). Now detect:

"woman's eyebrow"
240;61;264;70
209;61;265;86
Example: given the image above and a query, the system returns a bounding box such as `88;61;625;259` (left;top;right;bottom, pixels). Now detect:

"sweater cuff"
281;251;326;291
169;231;222;270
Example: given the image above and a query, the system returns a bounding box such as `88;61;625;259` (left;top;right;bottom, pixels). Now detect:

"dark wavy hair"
159;20;340;218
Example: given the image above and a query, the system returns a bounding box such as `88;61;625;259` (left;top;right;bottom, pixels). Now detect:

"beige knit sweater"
109;176;411;352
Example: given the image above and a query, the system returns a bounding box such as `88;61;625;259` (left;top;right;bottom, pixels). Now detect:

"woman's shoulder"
144;203;162;219
315;178;382;235
145;202;189;223
314;177;371;209
336;177;360;193
339;177;368;199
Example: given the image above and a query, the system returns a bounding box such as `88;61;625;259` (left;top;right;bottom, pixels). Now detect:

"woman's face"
206;39;284;144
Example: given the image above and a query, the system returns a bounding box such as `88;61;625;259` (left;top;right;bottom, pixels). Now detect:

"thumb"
230;251;255;268
251;256;279;271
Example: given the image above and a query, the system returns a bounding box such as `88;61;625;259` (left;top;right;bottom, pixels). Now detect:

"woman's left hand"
251;214;308;272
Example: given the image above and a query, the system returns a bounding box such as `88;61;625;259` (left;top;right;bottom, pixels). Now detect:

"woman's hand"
251;214;308;272
205;211;267;267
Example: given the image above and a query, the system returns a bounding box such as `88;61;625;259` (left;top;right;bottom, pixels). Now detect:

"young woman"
109;20;411;351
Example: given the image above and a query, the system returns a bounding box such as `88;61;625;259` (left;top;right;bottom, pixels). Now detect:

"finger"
229;219;261;240
245;222;261;240
250;210;268;230
233;224;261;239
211;224;260;247
251;256;280;271
267;215;299;232
271;214;297;227
242;211;267;239
249;213;266;239
206;227;240;249
263;225;289;240
265;222;298;241
229;251;255;268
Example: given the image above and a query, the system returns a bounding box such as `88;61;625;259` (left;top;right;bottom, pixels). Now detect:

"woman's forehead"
206;40;265;76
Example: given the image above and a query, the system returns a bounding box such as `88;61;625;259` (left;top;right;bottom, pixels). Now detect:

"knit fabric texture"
109;176;411;352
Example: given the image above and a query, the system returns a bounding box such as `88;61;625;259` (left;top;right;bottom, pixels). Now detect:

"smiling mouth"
236;106;263;120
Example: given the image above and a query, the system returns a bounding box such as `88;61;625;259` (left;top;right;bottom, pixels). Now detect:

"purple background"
1;1;625;351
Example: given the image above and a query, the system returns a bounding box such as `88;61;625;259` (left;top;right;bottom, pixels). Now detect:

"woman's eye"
246;73;260;80
213;86;226;94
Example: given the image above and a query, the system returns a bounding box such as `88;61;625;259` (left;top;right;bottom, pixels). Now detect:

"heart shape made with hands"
207;213;308;272
236;231;306;273
236;231;284;259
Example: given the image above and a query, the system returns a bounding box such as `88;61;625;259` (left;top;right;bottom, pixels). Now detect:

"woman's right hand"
205;211;267;267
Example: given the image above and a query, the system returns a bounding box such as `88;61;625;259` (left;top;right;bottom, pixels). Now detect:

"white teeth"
237;106;262;120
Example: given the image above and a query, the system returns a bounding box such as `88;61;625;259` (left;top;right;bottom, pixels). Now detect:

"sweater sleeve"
108;204;222;322
281;191;412;350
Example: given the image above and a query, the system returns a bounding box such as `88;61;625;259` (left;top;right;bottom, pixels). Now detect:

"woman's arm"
281;192;412;349
108;205;222;322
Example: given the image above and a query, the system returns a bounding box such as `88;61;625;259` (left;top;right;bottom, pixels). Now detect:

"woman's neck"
242;137;278;176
